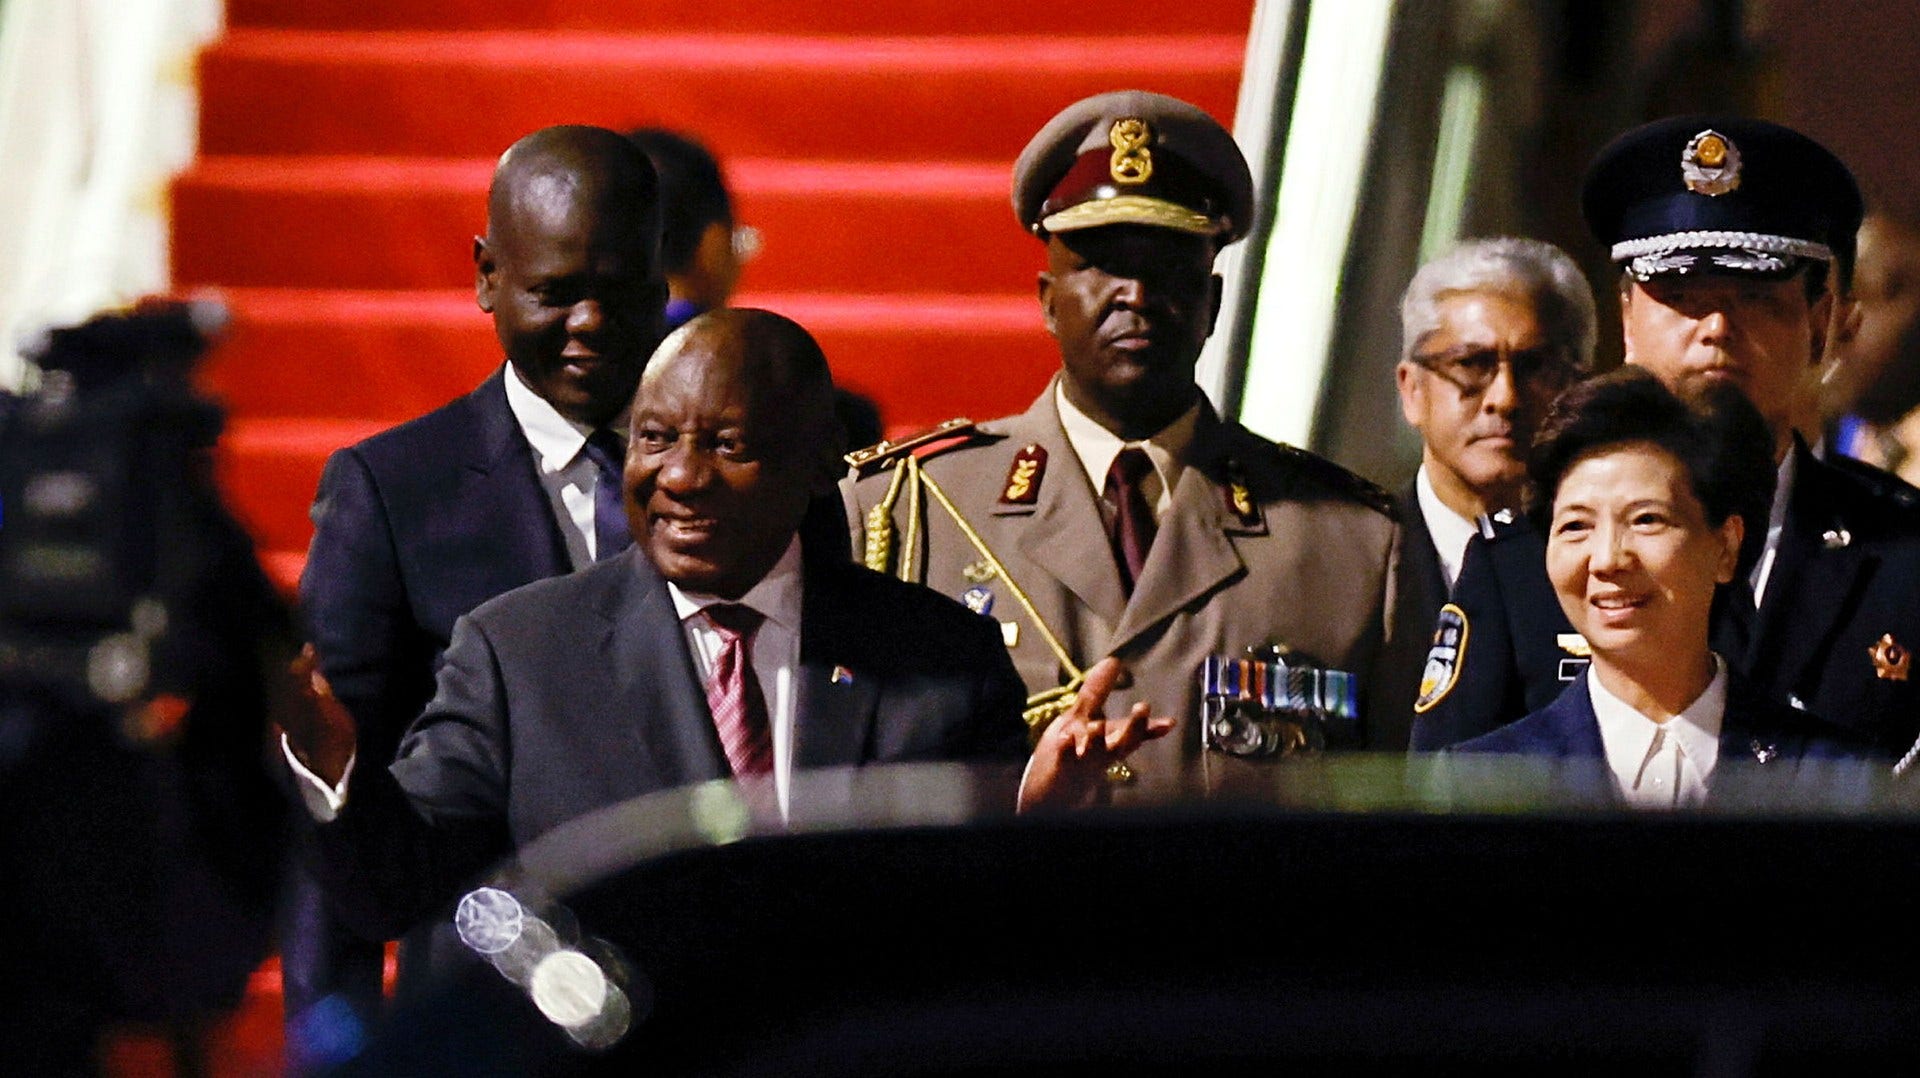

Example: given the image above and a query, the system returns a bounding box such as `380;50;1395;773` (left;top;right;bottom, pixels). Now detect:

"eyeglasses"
1411;345;1579;396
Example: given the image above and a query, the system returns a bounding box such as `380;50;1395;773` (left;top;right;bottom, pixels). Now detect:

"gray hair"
1399;237;1598;371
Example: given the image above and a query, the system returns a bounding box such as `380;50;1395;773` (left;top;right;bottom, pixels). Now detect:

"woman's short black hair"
1527;367;1775;536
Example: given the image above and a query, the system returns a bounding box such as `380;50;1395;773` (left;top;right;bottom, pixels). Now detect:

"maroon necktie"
702;604;774;776
1104;447;1157;595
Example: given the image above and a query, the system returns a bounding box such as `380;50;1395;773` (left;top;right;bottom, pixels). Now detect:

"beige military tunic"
843;381;1420;799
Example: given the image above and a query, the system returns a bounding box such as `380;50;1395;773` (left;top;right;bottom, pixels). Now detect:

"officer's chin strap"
863;458;1088;744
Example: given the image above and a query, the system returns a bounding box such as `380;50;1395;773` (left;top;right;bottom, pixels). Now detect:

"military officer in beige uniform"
843;91;1417;798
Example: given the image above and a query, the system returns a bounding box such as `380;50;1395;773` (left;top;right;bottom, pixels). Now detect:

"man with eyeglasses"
1413;116;1920;761
1393;238;1597;642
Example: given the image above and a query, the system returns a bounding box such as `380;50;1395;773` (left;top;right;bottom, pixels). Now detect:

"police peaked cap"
1583;114;1863;284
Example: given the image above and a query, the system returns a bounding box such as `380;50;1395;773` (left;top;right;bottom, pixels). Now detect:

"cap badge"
999;443;1047;505
1108;118;1153;185
1871;633;1911;682
1682;129;1743;196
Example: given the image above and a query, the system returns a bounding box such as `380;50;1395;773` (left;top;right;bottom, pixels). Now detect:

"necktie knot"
704;602;765;642
581;428;625;477
1106;446;1155;491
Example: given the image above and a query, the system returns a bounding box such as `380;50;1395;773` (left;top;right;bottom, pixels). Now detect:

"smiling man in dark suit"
283;309;1155;946
287;125;668;1035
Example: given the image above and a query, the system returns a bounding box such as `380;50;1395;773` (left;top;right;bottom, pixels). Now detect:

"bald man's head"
475;125;668;427
624;309;842;598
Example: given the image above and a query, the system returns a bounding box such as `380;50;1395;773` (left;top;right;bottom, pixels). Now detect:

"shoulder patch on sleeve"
1413;603;1469;713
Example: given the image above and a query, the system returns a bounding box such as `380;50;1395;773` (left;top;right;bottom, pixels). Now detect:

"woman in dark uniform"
1451;369;1868;807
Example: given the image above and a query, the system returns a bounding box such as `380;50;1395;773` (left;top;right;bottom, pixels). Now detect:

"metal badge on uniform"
961;559;998;583
1413;604;1469;714
1220;458;1262;530
1556;633;1591;682
959;586;994;616
1682;129;1742;196
999;444;1047;505
1871;633;1911;681
1109;118;1153;184
1748;739;1779;764
1822;528;1852;550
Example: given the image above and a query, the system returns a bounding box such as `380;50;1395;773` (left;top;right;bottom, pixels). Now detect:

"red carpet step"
174;157;1039;294
229;0;1252;36
199;31;1242;159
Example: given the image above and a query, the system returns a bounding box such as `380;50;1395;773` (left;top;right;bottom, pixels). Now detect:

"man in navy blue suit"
286;125;669;1038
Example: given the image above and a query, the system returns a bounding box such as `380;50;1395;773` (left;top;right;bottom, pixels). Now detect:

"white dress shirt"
669;538;806;818
502;362;625;569
1588;656;1726;809
1414;464;1480;590
1054;380;1199;523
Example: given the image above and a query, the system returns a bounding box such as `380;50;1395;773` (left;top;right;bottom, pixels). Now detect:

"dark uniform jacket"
1412;443;1920;756
1445;671;1875;808
843;383;1422;798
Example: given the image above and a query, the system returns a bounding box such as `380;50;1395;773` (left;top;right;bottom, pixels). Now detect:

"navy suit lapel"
595;549;730;789
1538;678;1609;758
792;560;881;770
1749;448;1871;692
465;368;572;581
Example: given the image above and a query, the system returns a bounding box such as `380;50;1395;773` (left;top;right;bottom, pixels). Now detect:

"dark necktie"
1104;447;1157;596
580;428;632;561
703;604;774;777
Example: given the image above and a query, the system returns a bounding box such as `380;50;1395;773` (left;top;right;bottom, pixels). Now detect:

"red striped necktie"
702;603;774;776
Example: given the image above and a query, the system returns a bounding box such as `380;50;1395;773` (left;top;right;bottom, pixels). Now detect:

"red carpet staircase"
178;0;1249;594
160;2;1244;1070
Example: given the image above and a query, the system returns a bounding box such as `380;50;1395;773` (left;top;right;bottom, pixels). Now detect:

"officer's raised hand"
1018;657;1176;810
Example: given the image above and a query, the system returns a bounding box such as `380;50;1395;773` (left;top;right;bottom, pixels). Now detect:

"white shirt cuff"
281;732;355;823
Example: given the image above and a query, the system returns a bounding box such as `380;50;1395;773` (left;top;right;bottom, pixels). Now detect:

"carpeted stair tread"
200;288;1055;426
173;156;1037;292
199;31;1243;158
228;0;1253;36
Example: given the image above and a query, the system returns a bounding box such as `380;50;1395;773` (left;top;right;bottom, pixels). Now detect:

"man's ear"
1716;514;1746;583
1394;361;1425;426
474;236;496;313
1807;287;1836;368
1037;271;1057;337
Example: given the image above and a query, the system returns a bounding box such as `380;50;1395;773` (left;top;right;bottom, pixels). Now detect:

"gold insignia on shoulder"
845;418;978;473
1000;444;1047;505
1871;633;1910;681
1220;458;1259;526
1682;129;1742;196
1109;118;1153;185
1556;633;1592;658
